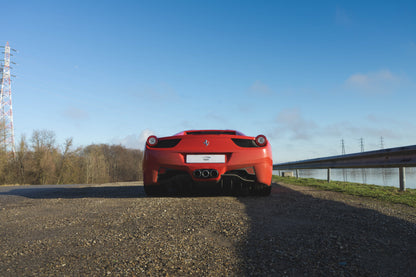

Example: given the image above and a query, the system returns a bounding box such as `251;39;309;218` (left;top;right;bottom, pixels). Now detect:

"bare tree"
56;138;84;184
83;144;110;184
31;130;58;184
14;135;29;184
0;121;12;184
2;128;144;185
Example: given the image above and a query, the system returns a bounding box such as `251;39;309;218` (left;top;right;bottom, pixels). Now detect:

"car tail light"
255;135;267;147
147;135;158;147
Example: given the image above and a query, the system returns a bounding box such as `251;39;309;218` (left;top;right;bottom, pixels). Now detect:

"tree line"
0;129;144;185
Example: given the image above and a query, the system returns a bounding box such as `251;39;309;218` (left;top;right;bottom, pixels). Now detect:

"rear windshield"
186;131;237;135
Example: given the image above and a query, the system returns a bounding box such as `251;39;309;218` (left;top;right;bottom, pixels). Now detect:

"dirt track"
0;182;415;276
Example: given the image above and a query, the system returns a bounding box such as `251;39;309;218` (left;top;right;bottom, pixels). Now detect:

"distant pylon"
380;136;384;149
341;139;346;155
360;137;365;152
0;42;16;154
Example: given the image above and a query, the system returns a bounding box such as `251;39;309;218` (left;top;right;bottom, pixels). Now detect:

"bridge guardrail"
273;144;416;191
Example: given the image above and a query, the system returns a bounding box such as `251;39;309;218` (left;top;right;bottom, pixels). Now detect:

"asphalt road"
1;182;415;276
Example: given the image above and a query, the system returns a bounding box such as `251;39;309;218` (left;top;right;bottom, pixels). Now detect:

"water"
273;167;416;189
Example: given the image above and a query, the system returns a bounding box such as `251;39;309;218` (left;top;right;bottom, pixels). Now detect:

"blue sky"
2;0;415;162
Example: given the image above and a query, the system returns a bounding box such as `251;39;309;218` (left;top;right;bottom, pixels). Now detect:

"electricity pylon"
0;42;17;154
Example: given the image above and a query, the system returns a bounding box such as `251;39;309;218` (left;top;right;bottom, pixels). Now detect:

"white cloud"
249;80;273;95
138;129;155;148
111;129;155;149
271;109;405;146
345;69;402;94
112;134;140;149
323;121;398;141
270;108;416;161
273;108;317;140
62;106;89;120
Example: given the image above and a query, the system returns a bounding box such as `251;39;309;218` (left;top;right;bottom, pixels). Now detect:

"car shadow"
0;183;261;199
236;183;416;276
0;185;145;199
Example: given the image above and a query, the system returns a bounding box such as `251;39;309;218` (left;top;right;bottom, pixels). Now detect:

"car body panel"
142;130;272;195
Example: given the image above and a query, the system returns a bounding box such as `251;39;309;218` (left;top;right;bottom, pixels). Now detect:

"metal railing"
273;144;416;191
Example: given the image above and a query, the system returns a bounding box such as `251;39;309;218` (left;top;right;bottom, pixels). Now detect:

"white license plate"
186;154;225;163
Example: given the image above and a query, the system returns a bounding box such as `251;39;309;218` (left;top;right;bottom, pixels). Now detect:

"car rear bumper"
143;148;272;187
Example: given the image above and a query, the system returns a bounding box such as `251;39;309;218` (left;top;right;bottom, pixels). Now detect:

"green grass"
272;175;416;208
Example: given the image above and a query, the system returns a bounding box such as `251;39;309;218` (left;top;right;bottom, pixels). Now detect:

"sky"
1;0;415;162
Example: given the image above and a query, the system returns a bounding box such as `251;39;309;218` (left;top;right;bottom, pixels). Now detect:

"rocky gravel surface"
0;181;415;276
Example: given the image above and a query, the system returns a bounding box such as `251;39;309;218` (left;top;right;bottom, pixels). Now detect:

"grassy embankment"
272;175;416;208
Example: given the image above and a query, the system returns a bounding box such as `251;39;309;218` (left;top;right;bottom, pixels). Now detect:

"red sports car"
143;130;272;196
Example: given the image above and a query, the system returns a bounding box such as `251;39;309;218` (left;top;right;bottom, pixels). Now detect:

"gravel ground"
0;181;415;276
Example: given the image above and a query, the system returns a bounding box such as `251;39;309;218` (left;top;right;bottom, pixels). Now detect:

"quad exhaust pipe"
193;169;219;179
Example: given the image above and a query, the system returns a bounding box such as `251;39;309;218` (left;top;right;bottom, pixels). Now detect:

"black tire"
260;185;271;196
254;183;271;196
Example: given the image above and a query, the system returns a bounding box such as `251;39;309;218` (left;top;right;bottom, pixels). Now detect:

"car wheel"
260;185;271;196
254;183;271;196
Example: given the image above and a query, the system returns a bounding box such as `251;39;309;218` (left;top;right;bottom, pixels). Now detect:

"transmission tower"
360;137;365;152
359;137;367;184
341;139;346;155
0;42;16;154
380;136;384;149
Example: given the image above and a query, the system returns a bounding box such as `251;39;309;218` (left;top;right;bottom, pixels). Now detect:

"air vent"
152;139;181;148
231;138;259;148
